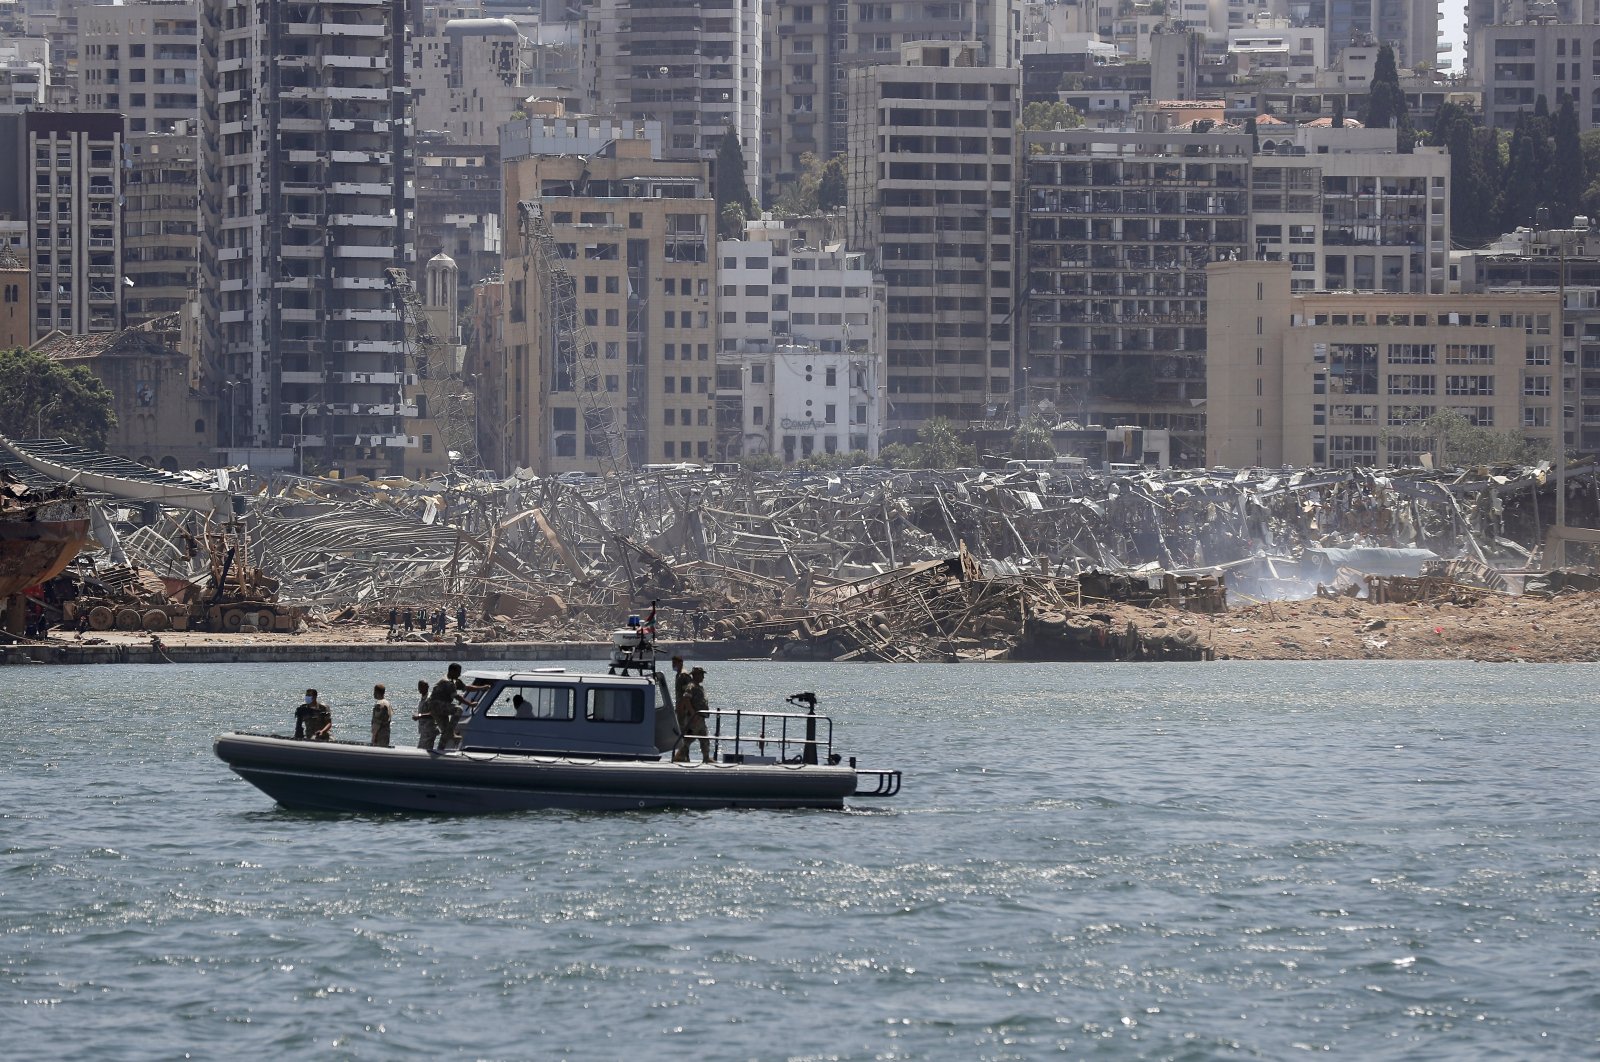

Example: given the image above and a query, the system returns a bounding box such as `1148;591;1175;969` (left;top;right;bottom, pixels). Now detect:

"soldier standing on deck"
371;684;392;746
669;655;691;756
413;678;437;749
681;665;713;764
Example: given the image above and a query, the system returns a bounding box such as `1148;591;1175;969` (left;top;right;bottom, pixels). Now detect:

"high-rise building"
1021;124;1249;463
1472;20;1600;131
0;111;125;340
78;2;200;135
122;132;198;327
764;0;1020;196
847;42;1019;433
584;0;761;195
411;16;545;145
497;113;719;473
202;0;414;477
1249;125;1449;294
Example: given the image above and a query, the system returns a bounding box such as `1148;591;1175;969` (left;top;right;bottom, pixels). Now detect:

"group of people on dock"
292;662;488;751
388;606;467;638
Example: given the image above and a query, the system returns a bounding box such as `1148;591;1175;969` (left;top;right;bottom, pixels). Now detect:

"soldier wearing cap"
674;665;713;763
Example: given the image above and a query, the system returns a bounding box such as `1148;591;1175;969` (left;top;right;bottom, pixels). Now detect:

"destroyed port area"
5;431;1600;666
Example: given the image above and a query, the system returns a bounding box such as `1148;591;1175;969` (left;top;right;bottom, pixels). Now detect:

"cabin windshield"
483;685;574;720
587;687;644;724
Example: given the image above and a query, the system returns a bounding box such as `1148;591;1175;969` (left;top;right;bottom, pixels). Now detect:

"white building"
715;216;886;459
0;39;50;109
1227;21;1324;87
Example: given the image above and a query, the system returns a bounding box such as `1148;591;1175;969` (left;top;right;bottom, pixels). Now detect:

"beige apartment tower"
847;42;1019;432
498;124;718;474
763;0;1019;196
1207;261;1562;469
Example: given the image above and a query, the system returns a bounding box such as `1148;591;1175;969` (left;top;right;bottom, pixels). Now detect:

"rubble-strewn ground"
11;439;1600;664
69;588;1600;663
1102;591;1600;663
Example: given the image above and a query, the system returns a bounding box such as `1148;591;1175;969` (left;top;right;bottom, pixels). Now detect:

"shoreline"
7;588;1600;667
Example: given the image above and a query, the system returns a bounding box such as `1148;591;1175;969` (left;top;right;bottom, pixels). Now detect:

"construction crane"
385;267;481;470
515;198;632;482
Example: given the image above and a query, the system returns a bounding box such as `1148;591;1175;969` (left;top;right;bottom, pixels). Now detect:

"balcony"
329;213;396;227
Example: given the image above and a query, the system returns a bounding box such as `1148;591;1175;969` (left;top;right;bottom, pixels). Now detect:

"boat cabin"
456;669;676;760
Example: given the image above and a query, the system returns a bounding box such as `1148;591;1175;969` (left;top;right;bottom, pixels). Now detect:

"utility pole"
1554;230;1569;569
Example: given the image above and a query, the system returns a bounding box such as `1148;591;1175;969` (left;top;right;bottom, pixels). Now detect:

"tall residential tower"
202;0;414;476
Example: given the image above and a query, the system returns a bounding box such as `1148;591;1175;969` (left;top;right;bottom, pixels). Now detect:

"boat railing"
704;708;834;765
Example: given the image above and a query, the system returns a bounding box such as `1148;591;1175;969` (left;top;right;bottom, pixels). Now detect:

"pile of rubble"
33;458;1600;660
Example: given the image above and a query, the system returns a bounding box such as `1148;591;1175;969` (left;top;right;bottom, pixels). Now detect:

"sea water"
4;660;1598;1059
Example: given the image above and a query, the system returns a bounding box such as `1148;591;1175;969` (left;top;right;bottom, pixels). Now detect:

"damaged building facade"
1208;261;1562;469
495;111;718;472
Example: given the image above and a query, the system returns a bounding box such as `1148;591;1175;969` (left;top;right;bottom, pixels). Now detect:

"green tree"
1332;96;1345;129
914;416;978;468
738;450;784;472
1407;409;1547;469
817;154;847;211
1501;107;1553;230
1552;94;1585;228
1020;101;1085;131
772;152;822;216
1009;417;1057;460
714;126;756;239
1580;129;1600;217
1482;125;1507;227
0;347;116;450
1432;102;1495;246
1362;44;1412;151
877;441;920;468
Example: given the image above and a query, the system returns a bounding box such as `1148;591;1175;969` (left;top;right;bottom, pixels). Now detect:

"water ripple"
3;660;1599;1058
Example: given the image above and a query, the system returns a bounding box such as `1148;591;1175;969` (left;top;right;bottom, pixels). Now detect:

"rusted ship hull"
0;497;91;598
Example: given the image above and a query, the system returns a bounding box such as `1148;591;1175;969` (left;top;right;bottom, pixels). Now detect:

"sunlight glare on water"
4;659;1598;1058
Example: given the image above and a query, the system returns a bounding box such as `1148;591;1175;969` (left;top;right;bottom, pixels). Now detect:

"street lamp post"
297;404;310;475
35;397;60;439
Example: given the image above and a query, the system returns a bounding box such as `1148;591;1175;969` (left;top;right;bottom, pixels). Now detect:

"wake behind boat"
214;621;901;813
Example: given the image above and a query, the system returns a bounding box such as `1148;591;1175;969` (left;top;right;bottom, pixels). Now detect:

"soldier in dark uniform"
305;690;332;741
294;689;317;740
679;667;713;763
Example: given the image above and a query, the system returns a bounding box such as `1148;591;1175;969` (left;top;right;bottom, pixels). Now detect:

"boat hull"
0;499;90;598
214;732;861;813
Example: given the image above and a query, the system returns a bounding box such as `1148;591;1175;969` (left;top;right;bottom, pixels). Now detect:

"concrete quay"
0;638;757;667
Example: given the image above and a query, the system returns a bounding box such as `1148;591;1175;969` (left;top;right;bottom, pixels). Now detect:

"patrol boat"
213;622;901;814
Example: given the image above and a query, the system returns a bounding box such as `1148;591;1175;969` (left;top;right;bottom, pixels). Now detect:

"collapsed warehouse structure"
7;425;1598;661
